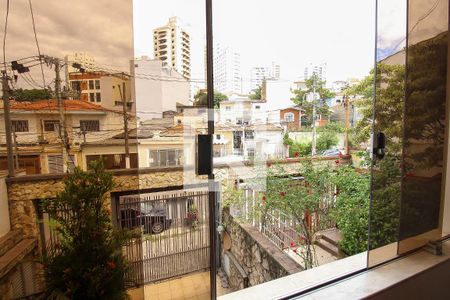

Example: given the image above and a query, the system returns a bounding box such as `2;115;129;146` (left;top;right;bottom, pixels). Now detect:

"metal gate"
116;190;210;285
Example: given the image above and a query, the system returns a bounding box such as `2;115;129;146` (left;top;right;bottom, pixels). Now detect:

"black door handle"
373;132;386;160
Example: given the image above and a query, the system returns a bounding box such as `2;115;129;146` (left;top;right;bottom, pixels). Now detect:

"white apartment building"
131;57;190;121
304;62;327;82
213;44;242;94
68;72;133;112
153;17;191;80
65;52;96;74
271;61;281;80
249;62;281;93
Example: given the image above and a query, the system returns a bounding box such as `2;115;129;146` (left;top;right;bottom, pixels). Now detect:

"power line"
28;0;46;89
2;0;10;72
389;0;441;54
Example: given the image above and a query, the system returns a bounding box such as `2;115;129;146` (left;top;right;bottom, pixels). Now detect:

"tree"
265;162;335;269
249;85;262;100
42;160;134;299
291;73;335;119
193;90;228;108
347;64;404;152
12;88;52;101
316;130;339;152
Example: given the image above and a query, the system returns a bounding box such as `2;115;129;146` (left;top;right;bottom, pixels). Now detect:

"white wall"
131;58;189;121
265;80;295;111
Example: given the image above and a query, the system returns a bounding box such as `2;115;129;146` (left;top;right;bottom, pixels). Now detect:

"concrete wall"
222;208;302;289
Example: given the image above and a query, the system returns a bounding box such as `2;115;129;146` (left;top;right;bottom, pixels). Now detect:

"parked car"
120;206;171;234
321;148;342;157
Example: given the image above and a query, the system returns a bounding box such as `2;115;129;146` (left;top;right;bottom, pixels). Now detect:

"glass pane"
159;150;168;167
214;0;374;297
398;0;448;253
368;0;406;267
133;0;214;299
150;150;159;167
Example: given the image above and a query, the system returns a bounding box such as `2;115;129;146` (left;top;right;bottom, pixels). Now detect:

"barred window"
80;120;100;132
43;120;59;132
12;120;29;132
89;93;95;102
95;80;100;89
89;80;94;89
96;92;101;102
149;149;183;167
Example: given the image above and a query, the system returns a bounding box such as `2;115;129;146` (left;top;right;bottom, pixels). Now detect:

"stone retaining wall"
222;208;302;290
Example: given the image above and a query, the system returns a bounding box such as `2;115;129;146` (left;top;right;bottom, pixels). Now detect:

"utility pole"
54;59;68;172
344;94;350;156
1;71;15;177
311;75;317;157
12;126;19;170
118;83;130;168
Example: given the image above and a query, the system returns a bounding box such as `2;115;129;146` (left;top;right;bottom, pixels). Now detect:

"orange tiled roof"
10;99;109;112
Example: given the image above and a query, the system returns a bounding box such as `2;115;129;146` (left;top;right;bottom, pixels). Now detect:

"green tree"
12;88;52;101
42;160;134;299
193;90;228;108
316;130;339;152
265;162;334;269
249;85;262;100
347;64;404;152
291;73;335;119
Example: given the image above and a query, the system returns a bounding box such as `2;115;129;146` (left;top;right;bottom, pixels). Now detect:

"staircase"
315;228;344;258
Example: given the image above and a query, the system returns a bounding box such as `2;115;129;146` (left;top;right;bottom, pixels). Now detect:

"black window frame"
80;120;100;132
12;120;29;132
43;120;59;132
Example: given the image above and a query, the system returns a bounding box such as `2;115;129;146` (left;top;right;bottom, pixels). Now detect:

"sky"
133;0;377;88
0;0;133;90
1;0;445;91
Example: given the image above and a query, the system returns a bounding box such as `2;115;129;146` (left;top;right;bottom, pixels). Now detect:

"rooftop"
6;99;112;113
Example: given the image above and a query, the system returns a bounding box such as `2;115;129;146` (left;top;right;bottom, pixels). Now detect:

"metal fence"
230;186;336;251
117;190;210;285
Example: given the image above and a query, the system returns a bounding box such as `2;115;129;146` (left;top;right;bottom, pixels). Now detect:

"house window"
95;80;100;89
71;81;81;92
255;105;260;109
225;106;231;111
80;120;100;132
245;130;254;140
149;149;183;167
43;120;59;132
216;134;221;140
89;93;95;102
88;80;94;90
12;120;29;132
48;154;75;173
284;112;295;122
96;92;101;102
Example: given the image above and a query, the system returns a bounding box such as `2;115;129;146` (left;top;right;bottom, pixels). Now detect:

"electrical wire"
28;0;46;89
389;0;441;54
2;0;10;72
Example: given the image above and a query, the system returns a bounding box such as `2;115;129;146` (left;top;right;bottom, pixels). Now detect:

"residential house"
0;99;132;174
279;106;304;131
68;71;133;112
